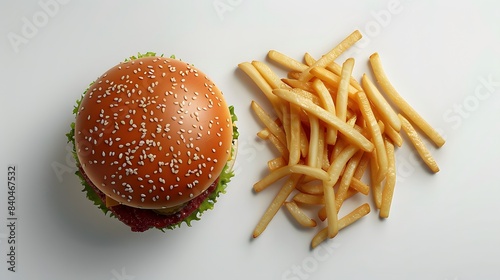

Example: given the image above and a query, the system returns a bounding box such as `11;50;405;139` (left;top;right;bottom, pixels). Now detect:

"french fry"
243;30;445;250
321;136;330;171
289;87;321;105
316;123;326;169
288;71;301;80
317;206;327;221
327;144;359;184
281;102;291;149
370;151;383;209
285;201;317;227
312;203;371;248
336;150;364;208
299;124;309;158
380;138;396;218
330;133;349;162
252;60;290;90
310;67;358;97
361;73;401;131
313;79;338;145
304;52;315;66
253;164;292;193
327;61;363;91
369;52;445;147
353;152;370;180
254;164;330;192
293;193;324;205
399;114;440;173
268;157;286;171
323;179;339;238
282;79;315;92
383;121;403;147
268;50;308;72
273;88;374;152
299;30;362;81
288;103;302;165
317;188;359;221
238;62;283;120
251;101;287;146
256;128;271;140
253;174;302;238
336;58;355;124
307;114;320;168
268;133;289;162
356;91;388;182
290;165;331;181
349;177;370;195
296;181;323;195
306;53;363;92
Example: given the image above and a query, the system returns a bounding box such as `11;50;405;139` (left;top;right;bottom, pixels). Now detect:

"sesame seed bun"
74;56;234;210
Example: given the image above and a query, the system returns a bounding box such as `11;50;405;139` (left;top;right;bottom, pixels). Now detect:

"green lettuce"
66;52;238;230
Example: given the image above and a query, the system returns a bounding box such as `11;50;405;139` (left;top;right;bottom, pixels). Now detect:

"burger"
66;52;238;232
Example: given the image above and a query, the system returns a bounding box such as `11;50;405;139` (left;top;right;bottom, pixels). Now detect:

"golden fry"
253;174;302;238
268;157;286;171
313;79;338;145
255;166;329;193
380;139;396;218
356;91;388;182
285;201;317;227
327;145;359;184
243;31;445;250
323;179;339;238
299;30;362;81
251;101;287;146
273;88;374;152
293;193;324;205
336;58;355;123
296;182;323;195
399;114;440;173
304;52;316;66
268;133;289;161
312;203;371;248
268;50;308;72
310;67;358;97
361;73;401;131
369;52;445;147
307;114;320;168
288;103;302;165
336;150;364;208
282;79;314;92
349;178;370;195
370;151;383;209
252;60;290;90
239;62;283;120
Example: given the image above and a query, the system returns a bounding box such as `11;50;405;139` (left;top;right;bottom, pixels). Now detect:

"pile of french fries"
238;30;445;249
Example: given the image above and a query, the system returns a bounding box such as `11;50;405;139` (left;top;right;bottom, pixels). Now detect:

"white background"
1;1;500;279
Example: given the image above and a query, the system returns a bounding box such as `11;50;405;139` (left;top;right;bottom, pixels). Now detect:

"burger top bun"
74;56;233;209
